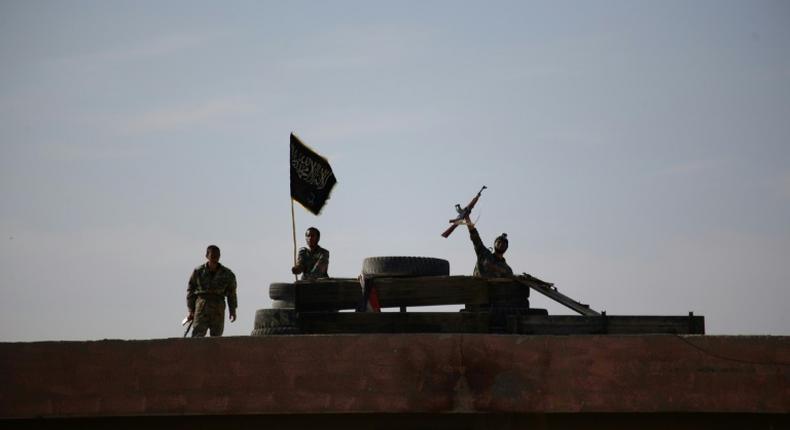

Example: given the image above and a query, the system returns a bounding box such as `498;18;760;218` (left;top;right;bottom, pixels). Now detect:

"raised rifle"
441;185;487;238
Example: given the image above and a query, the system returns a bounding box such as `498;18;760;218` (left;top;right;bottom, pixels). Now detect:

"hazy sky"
1;0;788;340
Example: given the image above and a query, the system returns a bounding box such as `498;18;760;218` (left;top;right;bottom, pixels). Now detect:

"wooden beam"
291;313;704;335
292;276;528;311
516;274;600;316
516;315;706;335
297;311;492;334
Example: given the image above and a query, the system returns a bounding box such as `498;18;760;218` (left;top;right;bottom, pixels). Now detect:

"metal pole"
291;199;298;281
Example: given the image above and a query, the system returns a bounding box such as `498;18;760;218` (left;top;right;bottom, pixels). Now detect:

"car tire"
251;326;300;336
361;256;449;277
269;282;295;301
271;299;294;309
251;309;300;336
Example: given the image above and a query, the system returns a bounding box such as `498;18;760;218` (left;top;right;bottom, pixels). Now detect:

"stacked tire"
361;256;449;277
250;309;300;336
251;256;450;336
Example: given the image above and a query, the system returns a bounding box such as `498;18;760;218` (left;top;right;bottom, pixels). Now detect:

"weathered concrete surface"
2;413;790;430
1;335;788;419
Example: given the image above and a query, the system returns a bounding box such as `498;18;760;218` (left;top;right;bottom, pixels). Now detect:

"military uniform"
187;263;237;337
296;246;329;280
469;227;513;278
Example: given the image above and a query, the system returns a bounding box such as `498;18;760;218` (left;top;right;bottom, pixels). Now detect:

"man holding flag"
291;226;329;280
289;133;337;279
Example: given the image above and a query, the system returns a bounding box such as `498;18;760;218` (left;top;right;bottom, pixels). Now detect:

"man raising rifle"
464;214;513;278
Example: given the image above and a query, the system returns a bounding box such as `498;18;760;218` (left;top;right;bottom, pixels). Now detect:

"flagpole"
291;198;298;281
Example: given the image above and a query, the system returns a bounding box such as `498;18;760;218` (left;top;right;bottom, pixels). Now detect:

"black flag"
290;133;337;215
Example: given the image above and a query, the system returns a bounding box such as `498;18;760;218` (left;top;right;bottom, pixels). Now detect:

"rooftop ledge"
1;334;788;419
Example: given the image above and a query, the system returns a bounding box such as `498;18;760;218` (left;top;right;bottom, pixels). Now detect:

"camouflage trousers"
192;296;226;337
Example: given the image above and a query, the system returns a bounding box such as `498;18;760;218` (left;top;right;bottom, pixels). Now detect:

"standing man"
292;227;329;280
186;245;237;337
464;215;513;278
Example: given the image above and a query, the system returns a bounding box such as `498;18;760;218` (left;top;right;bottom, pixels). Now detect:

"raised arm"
465;215;488;257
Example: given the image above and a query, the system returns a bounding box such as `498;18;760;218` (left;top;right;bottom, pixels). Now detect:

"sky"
1;0;788;341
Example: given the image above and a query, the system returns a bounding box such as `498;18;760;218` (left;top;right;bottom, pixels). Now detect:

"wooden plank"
292;312;704;335
374;276;491;308
517;315;607;335
294;279;360;311
517;315;706;335
607;315;706;334
516;274;600;316
293;276;527;311
297;311;491;334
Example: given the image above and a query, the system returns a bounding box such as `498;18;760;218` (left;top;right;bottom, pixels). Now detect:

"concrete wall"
1;335;788;425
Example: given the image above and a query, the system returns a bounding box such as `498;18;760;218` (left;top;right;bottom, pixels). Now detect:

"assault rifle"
441;186;487;238
181;316;193;338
